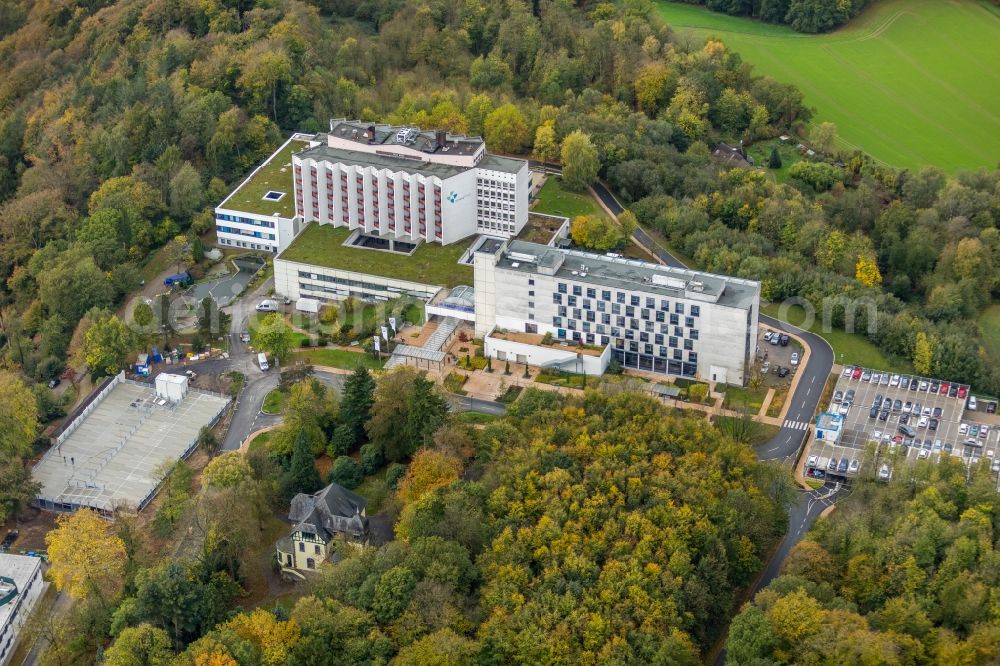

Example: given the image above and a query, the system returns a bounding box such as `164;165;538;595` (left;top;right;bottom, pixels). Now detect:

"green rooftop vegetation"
219;138;309;218
278;223;474;288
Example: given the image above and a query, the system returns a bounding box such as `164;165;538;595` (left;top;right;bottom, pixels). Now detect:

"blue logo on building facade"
447;191;459;203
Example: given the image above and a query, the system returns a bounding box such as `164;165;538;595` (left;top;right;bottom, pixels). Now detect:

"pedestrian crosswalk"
783;419;811;431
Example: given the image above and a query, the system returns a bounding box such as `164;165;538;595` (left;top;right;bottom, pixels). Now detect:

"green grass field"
296;347;386;370
978;304;1000;364
532;177;612;220
657;0;1000;172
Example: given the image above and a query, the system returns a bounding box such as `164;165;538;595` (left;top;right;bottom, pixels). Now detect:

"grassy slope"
657;0;1000;172
532;177;612;220
978;304;1000;364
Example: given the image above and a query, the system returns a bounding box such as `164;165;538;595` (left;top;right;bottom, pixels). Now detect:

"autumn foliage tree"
46;509;127;605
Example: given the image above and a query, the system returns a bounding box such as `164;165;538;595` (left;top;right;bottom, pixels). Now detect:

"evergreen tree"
340;366;375;447
402;376;449;458
767;146;782;168
288;429;321;494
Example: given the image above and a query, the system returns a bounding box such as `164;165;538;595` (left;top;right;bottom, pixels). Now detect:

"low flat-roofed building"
0;554;44;666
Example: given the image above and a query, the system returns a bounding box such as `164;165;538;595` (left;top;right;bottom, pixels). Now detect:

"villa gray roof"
288;482;368;540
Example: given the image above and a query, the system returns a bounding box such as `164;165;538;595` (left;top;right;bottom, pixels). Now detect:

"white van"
257;352;269;371
968;395;977;411
255;299;279;312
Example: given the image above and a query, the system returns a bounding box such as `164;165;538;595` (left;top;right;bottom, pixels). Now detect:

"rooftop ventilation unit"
511;262;520;268
690;280;705;292
509;252;538;263
651;274;688;289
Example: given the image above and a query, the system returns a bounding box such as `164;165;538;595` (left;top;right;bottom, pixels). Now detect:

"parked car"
923;439;932;451
778;334;789;346
903;401;912;413
769;334;780;346
922;406;931;416
838;458;849;474
869;406;879;419
940;382;950;395
763;331;773;342
958;386;967;399
807;455;817;468
761;361;771;374
239;330;251;343
892;399;902;412
879;409;889;421
909;378;919;390
918;450;929;459
872;430;883;441
898;424;916;438
944;443;954;454
932;407;942;418
890;374;901;387
959;423;969;435
852;367;863;380
949;385;959;398
871;372;882;384
968;395;977;411
838;403;850;416
879;464;891;480
899;375;910;387
861;369;871;381
880;373;890;385
844;389;856;404
913;402;922;416
873;394;883;409
930;380;940;393
833;390;844;404
255;300;279;312
828;457;838;471
47;376;61;389
777;366;790;378
933;439;942;451
842;366;854;378
992;459;1000;473
979;426;989;440
849;459;860;474
918;416;929;428
790;352;800;366
987;401;997;414
899;413;910;425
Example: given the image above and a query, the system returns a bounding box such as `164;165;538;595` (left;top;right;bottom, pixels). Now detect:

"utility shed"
296;297;320;314
155;374;189;402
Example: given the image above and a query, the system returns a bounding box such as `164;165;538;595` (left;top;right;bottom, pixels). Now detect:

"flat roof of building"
296;143;470;180
218;135;314;218
491;240;759;310
329;119;484;155
277;224;474;288
478;153;527;175
0;554;42;631
33;380;229;513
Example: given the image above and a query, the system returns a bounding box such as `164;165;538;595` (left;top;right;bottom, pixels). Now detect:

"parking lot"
805;366;1000;482
755;327;804;384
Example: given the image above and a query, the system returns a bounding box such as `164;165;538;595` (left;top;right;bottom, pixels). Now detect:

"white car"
879;464;891;480
790;352;800;366
807;455;817;467
890;374;901;386
918;450;928;459
922;406;932;416
918;416;929;428
959;423;969;435
761;361;771;374
992;459;1000;473
871;372;881;384
872;430;883;441
763;331;773;342
842;366;854;377
986;449;995;459
838;403;850;415
968;396;978;410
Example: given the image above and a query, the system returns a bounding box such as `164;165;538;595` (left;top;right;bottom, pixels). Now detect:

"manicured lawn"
657;0;1000;172
745;139;804;183
297;347;385;370
761;303;913;374
262;389;284;414
532;176;612;221
247;430;272;452
978;304;1000;365
723;385;768;412
278;223;473;288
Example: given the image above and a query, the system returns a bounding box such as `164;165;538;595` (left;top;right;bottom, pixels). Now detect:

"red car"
852;367;863;380
940;382;949;396
957;386;967;399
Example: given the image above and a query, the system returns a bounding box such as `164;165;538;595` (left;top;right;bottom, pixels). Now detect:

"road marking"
783;419;811;431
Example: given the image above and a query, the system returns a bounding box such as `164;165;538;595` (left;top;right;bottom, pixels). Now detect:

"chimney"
435;130;447;149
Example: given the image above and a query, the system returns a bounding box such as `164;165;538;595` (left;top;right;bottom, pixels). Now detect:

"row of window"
216;214;275;228
552;314;699;342
218;238;277;252
297;272;437;298
555;283;701;316
611;350;698;377
217;226;275;240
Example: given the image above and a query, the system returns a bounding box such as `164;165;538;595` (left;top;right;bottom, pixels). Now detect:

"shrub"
360;443;383;475
385;462;407;488
328;456;363;489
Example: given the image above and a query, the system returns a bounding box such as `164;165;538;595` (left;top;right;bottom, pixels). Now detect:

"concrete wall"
484;335;609;375
275;257;443;302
